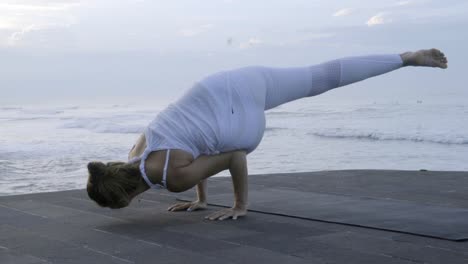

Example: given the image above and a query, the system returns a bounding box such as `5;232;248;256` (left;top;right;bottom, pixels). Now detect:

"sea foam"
60;119;145;134
310;129;468;145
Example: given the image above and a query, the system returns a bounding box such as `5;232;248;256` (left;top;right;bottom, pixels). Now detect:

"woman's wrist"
196;198;207;204
234;202;247;211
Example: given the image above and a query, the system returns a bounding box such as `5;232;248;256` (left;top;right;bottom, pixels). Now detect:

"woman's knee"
129;133;146;159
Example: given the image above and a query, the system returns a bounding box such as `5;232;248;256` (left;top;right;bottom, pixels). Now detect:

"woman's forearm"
171;150;248;213
196;179;207;203
229;151;248;209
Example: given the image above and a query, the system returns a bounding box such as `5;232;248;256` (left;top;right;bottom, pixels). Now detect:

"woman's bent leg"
260;54;404;110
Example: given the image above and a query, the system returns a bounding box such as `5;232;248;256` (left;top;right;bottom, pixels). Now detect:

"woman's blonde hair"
87;161;142;209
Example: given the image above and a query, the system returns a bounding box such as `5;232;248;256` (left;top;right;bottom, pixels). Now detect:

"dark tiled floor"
1;170;468;264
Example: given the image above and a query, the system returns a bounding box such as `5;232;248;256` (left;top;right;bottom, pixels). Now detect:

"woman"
87;49;448;221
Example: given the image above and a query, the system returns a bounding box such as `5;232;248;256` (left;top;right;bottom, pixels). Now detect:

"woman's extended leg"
258;49;447;110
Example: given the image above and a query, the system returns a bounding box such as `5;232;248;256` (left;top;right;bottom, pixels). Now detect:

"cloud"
0;3;80;12
333;8;353;17
306;33;335;40
7;24;42;45
0;1;81;47
239;37;262;49
5;23;73;47
366;13;391;26
395;0;412;6
0;17;19;30
178;24;214;37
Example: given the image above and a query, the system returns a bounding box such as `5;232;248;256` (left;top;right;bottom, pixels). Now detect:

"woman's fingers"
168;201;207;212
167;202;190;211
218;211;235;221
205;208;246;221
205;210;221;220
171;204;245;219
205;209;227;220
168;204;184;211
188;203;203;211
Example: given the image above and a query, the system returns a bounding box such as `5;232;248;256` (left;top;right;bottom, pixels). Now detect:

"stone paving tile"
391;234;468;254
140;229;241;253
2;170;468;263
116;245;237;264
164;221;262;240
0;200;127;233
238;208;351;232
0;190;80;203
246;170;468;208
4;219;163;261
47;197;202;228
0;225;132;264
2;215;234;264
0;247;48;264
224;233;318;255
305;230;468;264
49;196;173;219
390;245;468;264
292;240;421;264
212;246;321;264
210;212;339;237
0;199;80;219
305;231;424;254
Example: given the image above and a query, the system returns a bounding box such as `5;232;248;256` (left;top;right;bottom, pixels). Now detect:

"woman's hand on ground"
167;200;207;212
205;206;247;221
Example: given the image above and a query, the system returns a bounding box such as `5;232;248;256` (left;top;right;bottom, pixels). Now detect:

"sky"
0;0;467;105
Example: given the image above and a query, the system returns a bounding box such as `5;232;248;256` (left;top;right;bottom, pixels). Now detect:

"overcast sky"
0;0;467;105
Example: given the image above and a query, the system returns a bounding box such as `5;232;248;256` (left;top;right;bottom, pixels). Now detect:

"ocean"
1;99;467;196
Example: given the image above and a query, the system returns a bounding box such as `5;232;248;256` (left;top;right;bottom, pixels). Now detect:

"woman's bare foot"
400;49;448;69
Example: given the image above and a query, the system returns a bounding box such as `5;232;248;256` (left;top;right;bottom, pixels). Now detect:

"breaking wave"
310;129;468;145
61;119;145;134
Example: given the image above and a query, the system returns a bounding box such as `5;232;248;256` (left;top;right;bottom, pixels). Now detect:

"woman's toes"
427;49;448;68
403;49;447;68
433;49;445;59
440;61;448;69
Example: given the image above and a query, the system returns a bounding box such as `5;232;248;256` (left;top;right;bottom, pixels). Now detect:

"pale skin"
126;49;448;221
127;134;248;220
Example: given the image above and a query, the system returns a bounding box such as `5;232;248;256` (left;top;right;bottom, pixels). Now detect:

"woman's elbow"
166;170;195;193
167;183;187;193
